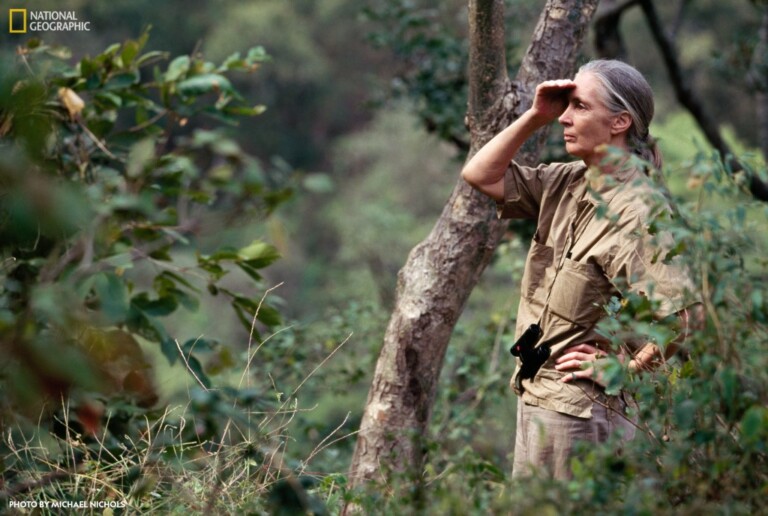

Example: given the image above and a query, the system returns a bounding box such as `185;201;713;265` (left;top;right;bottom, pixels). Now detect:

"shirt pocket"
548;258;611;326
521;241;554;300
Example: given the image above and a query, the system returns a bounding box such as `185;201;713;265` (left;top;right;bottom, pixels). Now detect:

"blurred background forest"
1;0;767;513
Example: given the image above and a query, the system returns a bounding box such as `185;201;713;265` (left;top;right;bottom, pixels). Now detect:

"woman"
461;59;700;479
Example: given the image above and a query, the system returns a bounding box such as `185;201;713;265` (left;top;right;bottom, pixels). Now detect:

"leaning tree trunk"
346;0;599;493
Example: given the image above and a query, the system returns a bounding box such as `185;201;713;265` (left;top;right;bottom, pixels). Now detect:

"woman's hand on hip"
555;342;608;387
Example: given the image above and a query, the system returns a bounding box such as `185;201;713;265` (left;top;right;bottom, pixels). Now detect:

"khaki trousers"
512;397;637;480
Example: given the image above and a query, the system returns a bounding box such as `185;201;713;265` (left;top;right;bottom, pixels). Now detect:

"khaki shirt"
498;160;697;418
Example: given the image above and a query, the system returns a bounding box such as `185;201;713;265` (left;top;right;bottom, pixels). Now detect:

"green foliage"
0;32;287;440
364;0;471;148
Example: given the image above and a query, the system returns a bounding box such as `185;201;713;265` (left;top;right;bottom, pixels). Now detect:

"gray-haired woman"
461;59;701;479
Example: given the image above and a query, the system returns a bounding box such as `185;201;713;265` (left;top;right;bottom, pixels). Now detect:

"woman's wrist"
522;108;554;130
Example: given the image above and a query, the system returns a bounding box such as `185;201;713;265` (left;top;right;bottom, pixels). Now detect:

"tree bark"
345;0;599;495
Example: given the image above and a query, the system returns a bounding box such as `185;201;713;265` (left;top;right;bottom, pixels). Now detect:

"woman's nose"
558;107;572;126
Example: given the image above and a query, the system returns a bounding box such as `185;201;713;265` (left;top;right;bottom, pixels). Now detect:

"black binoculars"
510;323;550;393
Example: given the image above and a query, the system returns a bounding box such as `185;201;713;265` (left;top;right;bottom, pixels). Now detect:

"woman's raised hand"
530;79;576;124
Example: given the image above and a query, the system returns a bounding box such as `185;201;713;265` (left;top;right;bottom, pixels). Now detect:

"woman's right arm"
461;80;575;201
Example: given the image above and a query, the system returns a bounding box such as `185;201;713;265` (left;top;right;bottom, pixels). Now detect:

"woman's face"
558;72;625;166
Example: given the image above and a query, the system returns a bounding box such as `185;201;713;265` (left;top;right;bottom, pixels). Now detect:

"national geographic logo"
8;10;92;33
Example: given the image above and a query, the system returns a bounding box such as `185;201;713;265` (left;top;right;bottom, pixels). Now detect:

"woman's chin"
564;145;586;161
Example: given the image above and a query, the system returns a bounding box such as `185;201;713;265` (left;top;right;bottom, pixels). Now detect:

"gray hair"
578;59;662;170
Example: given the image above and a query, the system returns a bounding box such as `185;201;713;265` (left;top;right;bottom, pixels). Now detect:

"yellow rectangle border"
9;9;27;34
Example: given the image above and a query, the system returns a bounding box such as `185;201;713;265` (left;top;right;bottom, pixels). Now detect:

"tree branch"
467;0;509;146
640;0;768;201
593;0;640;59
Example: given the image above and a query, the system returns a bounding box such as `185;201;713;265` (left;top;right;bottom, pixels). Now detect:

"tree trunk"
346;0;599;494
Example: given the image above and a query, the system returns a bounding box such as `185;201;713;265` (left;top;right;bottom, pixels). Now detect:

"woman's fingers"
555;348;602;367
536;79;576;90
560;368;594;383
554;358;585;371
561;367;605;387
535;80;576;100
556;351;592;363
532;80;576;120
556;342;609;386
565;343;601;354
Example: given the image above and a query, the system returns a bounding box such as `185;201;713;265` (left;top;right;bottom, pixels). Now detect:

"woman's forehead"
571;71;606;103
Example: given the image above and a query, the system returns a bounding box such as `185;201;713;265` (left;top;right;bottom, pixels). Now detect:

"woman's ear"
611;112;632;135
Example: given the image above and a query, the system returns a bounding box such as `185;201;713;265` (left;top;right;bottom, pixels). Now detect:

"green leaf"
94;91;123;109
102;43;122;57
752;288;765;322
220;51;244;71
103;252;134;271
256;303;282;327
223;105;267;117
674;399;698;431
186;356;212;388
161;338;179;365
174;289;200;311
740;406;767;449
135;50;168;67
211;138;241;157
205;248;239;262
177;74;233;97
127;305;169;344
233;302;260;339
237;240;281;268
121;41;140;66
246;46;270;63
165;55;190;82
126;138;155;178
160;227;190;245
156;270;199;293
30;285;73;327
94;272;130;324
237;262;263;282
198;260;228;281
182;338;217;354
149;245;172;262
131;292;178;317
303;173;335;194
104;71;140;91
79;57;98;78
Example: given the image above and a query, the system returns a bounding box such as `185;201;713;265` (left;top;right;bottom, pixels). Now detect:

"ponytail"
629;132;663;171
